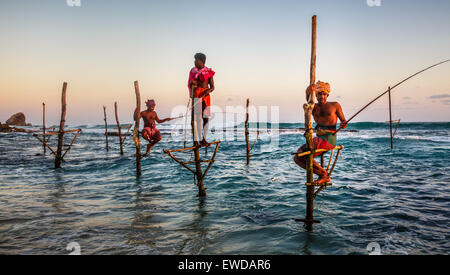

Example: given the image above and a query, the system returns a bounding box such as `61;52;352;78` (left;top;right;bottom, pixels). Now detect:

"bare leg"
145;138;160;155
312;159;330;184
142;130;151;155
201;117;210;146
294;154;330;184
145;143;154;154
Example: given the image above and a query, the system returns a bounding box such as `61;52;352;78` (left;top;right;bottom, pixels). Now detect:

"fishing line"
334;59;450;135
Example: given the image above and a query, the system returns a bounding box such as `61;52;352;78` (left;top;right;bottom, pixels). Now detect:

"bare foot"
200;139;210;147
314;175;331;185
146;144;154;155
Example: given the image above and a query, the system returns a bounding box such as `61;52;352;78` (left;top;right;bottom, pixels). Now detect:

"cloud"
227;98;233;102
427;94;450;106
427;94;450;99
402;96;411;100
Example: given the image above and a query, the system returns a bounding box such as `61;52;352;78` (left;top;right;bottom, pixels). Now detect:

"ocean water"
0;122;448;255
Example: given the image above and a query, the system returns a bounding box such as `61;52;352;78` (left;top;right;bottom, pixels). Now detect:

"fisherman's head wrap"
315;81;330;95
145;99;156;107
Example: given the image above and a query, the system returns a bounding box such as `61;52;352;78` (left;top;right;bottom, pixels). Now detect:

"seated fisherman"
134;99;172;155
188;52;215;146
294;81;348;184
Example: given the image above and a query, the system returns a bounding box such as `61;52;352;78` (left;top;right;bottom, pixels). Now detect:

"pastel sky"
0;0;449;126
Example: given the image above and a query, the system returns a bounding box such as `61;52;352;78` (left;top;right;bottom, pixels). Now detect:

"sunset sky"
0;0;449;126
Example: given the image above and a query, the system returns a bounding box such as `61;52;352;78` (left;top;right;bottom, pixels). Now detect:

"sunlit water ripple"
0;122;448;254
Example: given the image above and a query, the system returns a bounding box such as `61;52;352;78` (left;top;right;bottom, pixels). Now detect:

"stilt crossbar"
33;128;82;162
292;145;344;194
163;140;221;186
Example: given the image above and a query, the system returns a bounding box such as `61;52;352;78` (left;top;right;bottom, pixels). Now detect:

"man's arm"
133;108;141;121
155;113;172;124
305;84;316;102
201;77;215;97
335;102;348;129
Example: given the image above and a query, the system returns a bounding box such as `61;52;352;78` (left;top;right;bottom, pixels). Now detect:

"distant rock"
0;123;9;132
0;122;28;133
5;112;30;126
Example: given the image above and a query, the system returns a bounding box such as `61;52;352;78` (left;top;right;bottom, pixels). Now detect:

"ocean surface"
0;122;448;255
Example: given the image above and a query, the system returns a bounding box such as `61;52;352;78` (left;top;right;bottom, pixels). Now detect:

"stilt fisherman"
294;81;348;184
188;53;215;146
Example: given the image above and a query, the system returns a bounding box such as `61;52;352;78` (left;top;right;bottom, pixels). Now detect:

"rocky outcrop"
5;112;31;126
0;122;28;133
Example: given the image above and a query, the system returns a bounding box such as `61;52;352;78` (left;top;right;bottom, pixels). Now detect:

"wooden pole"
114;102;124;154
61;129;81;159
388;86;393;149
393;119;400;137
133;81;142;177
55;82;67;168
103;106;109;152
303;15;317;229
42;102;46;154
191;85;206;197
33;134;56;155
245;98;250;165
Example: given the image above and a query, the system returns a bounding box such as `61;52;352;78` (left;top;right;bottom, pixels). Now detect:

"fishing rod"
333;59;450;135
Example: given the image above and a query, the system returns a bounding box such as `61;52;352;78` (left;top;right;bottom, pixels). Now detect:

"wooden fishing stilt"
114;102;124;155
192;85;206;197
34;128;81;158
163;85;222;197
303;15;318;229
245;98;250;165
293;145;344;219
164;140;220;175
42;103;46;154
103;106;109;152
388;86;393;149
294;16;347;227
61;130;81;159
55;82;67;169
133;81;142;177
33;83;80;166
119;124;133;143
34;134;56;156
244;99;259;165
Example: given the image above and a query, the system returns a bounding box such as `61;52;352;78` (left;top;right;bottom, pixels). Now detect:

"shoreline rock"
5;112;31;126
0;122;29;133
